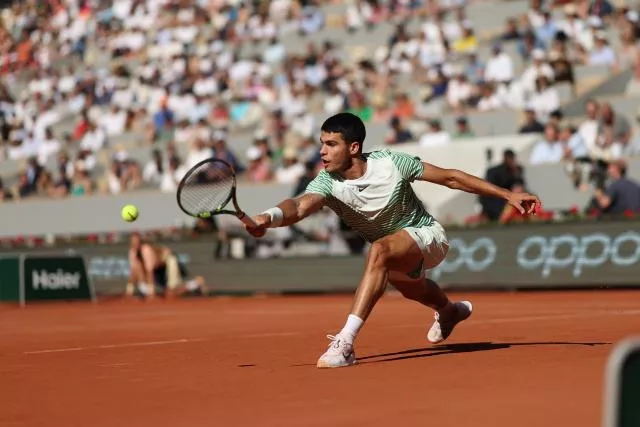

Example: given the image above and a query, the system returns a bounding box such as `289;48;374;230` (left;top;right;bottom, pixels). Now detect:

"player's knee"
367;241;392;269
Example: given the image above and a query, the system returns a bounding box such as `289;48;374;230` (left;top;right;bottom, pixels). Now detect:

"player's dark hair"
321;113;366;150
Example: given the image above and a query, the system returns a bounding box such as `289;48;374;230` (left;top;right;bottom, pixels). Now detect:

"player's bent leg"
389;224;472;344
389;276;449;311
317;230;424;369
390;276;472;343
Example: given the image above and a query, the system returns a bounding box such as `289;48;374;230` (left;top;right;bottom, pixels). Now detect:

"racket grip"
238;213;257;228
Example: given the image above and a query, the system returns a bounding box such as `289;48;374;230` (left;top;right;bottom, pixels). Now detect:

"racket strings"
179;160;235;215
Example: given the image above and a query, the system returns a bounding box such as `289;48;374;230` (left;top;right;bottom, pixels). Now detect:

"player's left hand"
507;192;541;215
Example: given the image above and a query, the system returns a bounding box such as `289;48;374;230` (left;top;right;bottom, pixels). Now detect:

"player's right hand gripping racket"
176;158;258;229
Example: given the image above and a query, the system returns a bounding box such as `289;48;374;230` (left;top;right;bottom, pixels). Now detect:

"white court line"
98;339;205;349
243;332;302;338
478;310;640;325
384;309;640;330
22;333;303;356
22;310;640;354
24;347;85;355
24;339;204;355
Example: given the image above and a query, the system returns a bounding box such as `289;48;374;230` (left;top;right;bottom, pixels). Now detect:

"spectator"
518;107;544;134
79;121;107;153
69;164;93;196
599;103;631;146
446;69;473;110
557;4;586;42
419;120;451;147
484;44;515;86
587;32;616;67
559;125;589;161
391;92;415;119
592;159;640;216
520;49;555;96
245;146;274;183
479;149;525;221
589;0;615;19
160;156;186;193
476;82;503;111
143;149;164;187
346;92;373;122
211;132;244;174
152;99;175;140
528;75;560;123
465;52;485;83
0;177;13;202
185;138;213;171
590;125;624;163
452;26;478;54
385;116;414;145
527;0;546;29
558;124;593;188
453;117;475;139
578;99;600;152
547;109;564;129
99;105;127;137
547;48;574;87
275;148;305;184
37;128;61;166
500;18;521;41
518;31;546;62
323;80;346;116
535;10;559;47
529;124;564;165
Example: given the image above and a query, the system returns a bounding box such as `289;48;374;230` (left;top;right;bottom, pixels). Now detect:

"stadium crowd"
0;0;639;223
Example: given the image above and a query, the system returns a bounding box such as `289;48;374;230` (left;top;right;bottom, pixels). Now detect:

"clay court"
2;289;639;427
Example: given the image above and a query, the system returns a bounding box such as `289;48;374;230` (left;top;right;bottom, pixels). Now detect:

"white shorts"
389;221;449;282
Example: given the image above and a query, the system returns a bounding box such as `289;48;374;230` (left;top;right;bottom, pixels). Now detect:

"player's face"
319;131;360;173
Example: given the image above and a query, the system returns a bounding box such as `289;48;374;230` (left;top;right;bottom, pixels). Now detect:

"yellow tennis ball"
121;204;139;222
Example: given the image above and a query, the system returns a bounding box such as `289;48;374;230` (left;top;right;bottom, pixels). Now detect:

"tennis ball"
121;204;139;222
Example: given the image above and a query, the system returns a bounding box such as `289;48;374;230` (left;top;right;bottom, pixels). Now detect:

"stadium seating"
0;0;639;242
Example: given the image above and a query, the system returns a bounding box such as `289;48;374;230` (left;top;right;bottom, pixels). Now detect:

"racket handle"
238;213;257;228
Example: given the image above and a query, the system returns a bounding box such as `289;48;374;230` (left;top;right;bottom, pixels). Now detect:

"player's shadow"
358;341;609;364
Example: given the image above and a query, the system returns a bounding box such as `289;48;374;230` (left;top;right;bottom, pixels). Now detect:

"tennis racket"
176;158;258;229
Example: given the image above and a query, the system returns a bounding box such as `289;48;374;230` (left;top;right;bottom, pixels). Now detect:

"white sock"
339;314;364;343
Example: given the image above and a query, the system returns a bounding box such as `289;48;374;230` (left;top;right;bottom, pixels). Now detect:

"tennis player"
245;113;541;368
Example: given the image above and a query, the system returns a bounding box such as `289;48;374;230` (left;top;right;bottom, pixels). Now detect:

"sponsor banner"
23;256;93;301
1;221;639;294
431;221;640;287
0;257;20;301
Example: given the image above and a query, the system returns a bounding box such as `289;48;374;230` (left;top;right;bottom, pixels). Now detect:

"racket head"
176;158;238;219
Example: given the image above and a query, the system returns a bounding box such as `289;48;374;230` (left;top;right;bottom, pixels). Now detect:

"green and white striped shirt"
305;149;433;243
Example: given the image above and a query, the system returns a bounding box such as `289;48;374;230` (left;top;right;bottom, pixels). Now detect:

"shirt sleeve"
304;170;333;197
389;150;424;181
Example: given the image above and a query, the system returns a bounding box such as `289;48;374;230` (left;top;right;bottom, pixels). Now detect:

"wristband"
262;207;284;227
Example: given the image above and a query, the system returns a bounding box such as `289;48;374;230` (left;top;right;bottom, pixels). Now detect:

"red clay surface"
1;290;640;427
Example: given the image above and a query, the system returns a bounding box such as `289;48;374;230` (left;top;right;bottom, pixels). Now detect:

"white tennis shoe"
428;301;473;343
316;334;356;368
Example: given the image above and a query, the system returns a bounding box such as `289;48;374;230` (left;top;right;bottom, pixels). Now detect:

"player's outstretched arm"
420;162;541;215
244;193;326;238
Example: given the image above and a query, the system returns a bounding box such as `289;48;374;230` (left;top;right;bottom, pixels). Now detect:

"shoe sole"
316;355;357;369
